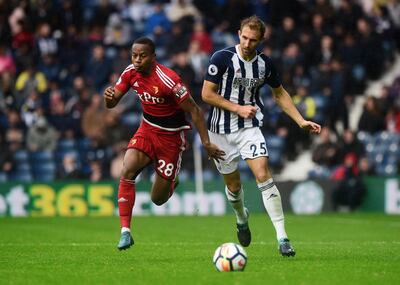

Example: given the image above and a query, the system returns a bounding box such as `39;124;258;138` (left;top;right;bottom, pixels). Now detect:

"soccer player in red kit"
103;37;225;250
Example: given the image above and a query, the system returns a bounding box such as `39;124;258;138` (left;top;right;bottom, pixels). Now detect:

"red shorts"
127;121;188;181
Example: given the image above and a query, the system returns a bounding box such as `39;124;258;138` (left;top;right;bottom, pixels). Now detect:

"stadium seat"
32;162;56;181
15;162;31;172
34;172;56;182
13;150;30;163
267;135;285;149
357;131;374;145
268;147;283;167
0;172;7;182
77;138;93;151
57;139;77;152
30;151;54;163
8;170;33;182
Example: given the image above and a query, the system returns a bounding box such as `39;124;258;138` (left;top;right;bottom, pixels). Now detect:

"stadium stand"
0;0;399;182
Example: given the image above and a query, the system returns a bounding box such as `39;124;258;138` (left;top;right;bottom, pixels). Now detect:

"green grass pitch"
1;214;399;285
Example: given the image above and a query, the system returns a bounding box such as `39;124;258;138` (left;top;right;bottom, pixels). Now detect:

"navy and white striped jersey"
205;45;281;134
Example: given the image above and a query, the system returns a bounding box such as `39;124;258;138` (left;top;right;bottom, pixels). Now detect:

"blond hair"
240;15;266;39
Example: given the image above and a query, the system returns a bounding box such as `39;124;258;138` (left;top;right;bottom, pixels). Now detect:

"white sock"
225;187;248;225
258;178;288;240
121;227;130;234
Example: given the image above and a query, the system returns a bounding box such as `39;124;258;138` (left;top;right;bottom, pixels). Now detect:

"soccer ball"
212;242;247;272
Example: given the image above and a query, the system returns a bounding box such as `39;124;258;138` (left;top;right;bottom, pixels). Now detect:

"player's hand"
104;86;115;102
299;120;321;134
204;142;226;162
237;105;257;119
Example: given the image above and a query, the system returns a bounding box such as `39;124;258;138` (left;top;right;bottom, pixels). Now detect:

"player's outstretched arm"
272;85;321;134
103;86;125;109
180;96;226;161
201;80;257;119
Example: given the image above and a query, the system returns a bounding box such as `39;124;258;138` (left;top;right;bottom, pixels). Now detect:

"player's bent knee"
120;167;139;180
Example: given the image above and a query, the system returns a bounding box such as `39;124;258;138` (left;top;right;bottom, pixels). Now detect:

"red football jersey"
115;62;191;131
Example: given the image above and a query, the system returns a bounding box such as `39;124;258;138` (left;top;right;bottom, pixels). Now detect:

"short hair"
132;37;155;54
240;15;266;40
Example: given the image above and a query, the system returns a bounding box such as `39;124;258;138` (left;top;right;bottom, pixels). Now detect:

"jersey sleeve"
204;50;228;84
264;57;281;88
172;81;190;104
167;71;190;104
114;66;132;93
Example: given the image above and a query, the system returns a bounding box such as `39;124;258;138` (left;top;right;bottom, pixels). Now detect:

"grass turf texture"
1;214;399;285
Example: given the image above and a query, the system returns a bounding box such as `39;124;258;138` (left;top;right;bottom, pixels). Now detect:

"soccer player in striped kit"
104;37;225;250
202;16;321;256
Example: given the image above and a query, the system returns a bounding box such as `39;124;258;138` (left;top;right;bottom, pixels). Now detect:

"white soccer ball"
212;242;247;272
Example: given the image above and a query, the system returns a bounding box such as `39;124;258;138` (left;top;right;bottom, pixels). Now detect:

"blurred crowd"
0;0;399;183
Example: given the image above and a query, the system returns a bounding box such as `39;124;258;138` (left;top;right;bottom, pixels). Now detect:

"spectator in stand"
356;17;384;80
26;116;57;152
337;129;365;162
338;33;365;94
55;0;83;32
312;0;335;24
331;153;366;211
65;76;92;137
385;106;400;133
47;85;76;139
81;94;108;148
104;13;132;47
0;131;15;176
144;1;171;38
190;21;213;55
170;52;196;90
166;0;201;23
112;46;132;74
20;90;42;127
59;24;87;79
358;156;375;176
0;44;16;75
57;152;85;180
0;72;16;111
165;22;191;55
91;0;116;28
387;0;400;49
88;159;106;182
15;62;48;107
335;0;364;32
35;22;59;58
4;109;25;152
187;40;209;86
358;96;385;134
85;44;112;92
313;35;335;66
291;84;316;149
37;53;61;83
276;16;297;51
311;126;340;176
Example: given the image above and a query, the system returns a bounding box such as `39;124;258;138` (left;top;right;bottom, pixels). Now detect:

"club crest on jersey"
173;83;188;98
208;64;218;76
152;86;159;94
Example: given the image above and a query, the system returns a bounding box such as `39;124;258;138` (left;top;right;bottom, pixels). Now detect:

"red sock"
118;178;136;228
